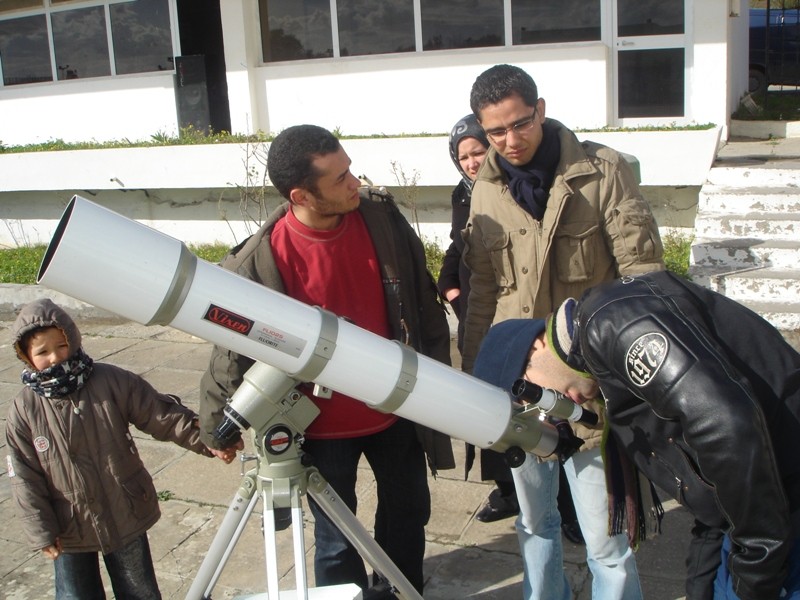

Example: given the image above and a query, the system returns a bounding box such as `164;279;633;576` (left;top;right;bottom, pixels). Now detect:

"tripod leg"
185;473;259;600
289;484;309;598
306;469;423;600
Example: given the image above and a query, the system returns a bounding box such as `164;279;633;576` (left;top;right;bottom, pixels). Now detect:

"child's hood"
12;298;82;367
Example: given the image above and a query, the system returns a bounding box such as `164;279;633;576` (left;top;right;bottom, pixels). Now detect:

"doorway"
612;0;688;124
176;0;232;133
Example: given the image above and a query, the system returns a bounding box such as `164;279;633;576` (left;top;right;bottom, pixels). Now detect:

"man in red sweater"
200;125;454;597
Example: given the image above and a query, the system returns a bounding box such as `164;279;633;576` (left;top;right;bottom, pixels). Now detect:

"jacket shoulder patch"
625;332;668;387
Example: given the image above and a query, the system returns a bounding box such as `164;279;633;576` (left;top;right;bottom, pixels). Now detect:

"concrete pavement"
5;132;800;598
0;313;692;599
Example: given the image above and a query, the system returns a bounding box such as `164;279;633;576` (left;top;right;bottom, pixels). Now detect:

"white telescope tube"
37;195;559;455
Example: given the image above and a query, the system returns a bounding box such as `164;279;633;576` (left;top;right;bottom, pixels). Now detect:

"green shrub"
188;243;231;264
663;229;694;279
423;238;445;282
0;245;46;284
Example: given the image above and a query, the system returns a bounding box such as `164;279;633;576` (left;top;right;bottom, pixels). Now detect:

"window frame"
0;0;179;88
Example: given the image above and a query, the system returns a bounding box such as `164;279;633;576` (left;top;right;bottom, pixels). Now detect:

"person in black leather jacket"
472;270;800;600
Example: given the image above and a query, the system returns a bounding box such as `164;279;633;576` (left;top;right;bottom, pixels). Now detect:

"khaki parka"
6;298;212;554
461;119;665;451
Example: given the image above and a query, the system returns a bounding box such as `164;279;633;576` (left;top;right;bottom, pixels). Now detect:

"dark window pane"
0;0;43;13
0;14;51;85
421;0;503;51
512;0;600;45
617;0;684;37
618;48;684;118
110;0;173;74
262;0;332;62
337;0;414;57
51;6;110;80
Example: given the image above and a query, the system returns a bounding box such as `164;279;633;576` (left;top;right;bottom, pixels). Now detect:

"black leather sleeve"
582;295;792;600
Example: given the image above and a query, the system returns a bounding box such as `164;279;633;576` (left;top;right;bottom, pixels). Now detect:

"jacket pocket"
612;199;662;262
553;223;599;283
484;232;515;289
121;468;157;519
53;496;81;540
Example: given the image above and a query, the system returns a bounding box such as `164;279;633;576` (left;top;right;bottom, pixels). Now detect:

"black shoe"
363;580;398;599
476;501;519;522
476;489;520;523
561;519;585;545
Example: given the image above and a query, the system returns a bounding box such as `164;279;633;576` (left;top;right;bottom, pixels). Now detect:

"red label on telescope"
203;304;254;335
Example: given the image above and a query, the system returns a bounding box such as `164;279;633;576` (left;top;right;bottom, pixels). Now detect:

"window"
260;0;602;63
421;0;503;51
338;0;414;56
0;0;174;86
261;0;333;62
618;48;684;118
512;1;600;45
110;0;173;74
0;14;50;85
617;0;684;37
51;6;111;80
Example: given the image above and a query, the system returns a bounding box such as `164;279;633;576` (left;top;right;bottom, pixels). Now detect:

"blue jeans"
301;418;430;593
512;447;643;600
714;534;800;599
53;533;161;599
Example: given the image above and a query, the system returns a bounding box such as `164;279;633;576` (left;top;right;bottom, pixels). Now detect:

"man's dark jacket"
199;189;455;474
570;271;800;600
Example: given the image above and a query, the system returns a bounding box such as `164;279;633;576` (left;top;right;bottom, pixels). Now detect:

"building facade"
0;0;748;145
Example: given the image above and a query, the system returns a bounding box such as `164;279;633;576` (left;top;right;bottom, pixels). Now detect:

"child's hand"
42;538;62;560
208;438;244;464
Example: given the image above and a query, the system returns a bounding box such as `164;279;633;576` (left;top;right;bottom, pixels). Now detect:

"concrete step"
691;238;800;270
698;185;800;214
689;269;800;332
706;164;800;188
693;212;798;240
690;267;800;303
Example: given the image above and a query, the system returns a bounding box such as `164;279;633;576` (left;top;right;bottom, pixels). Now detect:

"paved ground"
0;315;693;600
3;134;798;599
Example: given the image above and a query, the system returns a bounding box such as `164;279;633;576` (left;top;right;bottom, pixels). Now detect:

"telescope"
37;195;594;461
511;378;598;427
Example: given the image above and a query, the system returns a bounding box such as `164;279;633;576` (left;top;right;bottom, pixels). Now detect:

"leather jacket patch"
625;332;668;387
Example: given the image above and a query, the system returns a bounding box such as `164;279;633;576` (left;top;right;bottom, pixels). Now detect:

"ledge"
730;119;800;139
0;128;722;192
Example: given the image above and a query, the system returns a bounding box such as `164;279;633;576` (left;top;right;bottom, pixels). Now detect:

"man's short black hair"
470;64;539;118
267;124;341;199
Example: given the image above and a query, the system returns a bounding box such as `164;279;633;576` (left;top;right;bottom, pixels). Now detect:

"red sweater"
271;208;397;438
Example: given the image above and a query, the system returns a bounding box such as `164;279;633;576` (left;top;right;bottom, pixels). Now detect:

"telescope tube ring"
371;341;418;414
289;307;339;382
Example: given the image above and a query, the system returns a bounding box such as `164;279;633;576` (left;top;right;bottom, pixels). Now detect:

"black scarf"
498;121;561;220
21;348;94;398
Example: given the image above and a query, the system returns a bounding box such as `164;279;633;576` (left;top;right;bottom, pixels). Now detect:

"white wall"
251;44;610;137
0;72;179;146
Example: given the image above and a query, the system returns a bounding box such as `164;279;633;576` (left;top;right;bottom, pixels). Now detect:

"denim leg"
103;533;162;600
363;418;430;593
54;551;106;600
303;435;369;589
564;448;643;600
512;454;571;600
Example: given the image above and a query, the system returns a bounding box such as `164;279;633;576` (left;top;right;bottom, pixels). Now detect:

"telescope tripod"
185;363;423;600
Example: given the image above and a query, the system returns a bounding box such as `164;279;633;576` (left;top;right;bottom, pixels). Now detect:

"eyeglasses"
483;108;538;143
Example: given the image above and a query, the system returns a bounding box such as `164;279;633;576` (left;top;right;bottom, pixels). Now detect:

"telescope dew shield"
39;196;561;453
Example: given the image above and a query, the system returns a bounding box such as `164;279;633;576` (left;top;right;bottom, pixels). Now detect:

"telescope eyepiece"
511;379;598;427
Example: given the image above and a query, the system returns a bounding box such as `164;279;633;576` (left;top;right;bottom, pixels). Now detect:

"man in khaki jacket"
462;64;664;600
